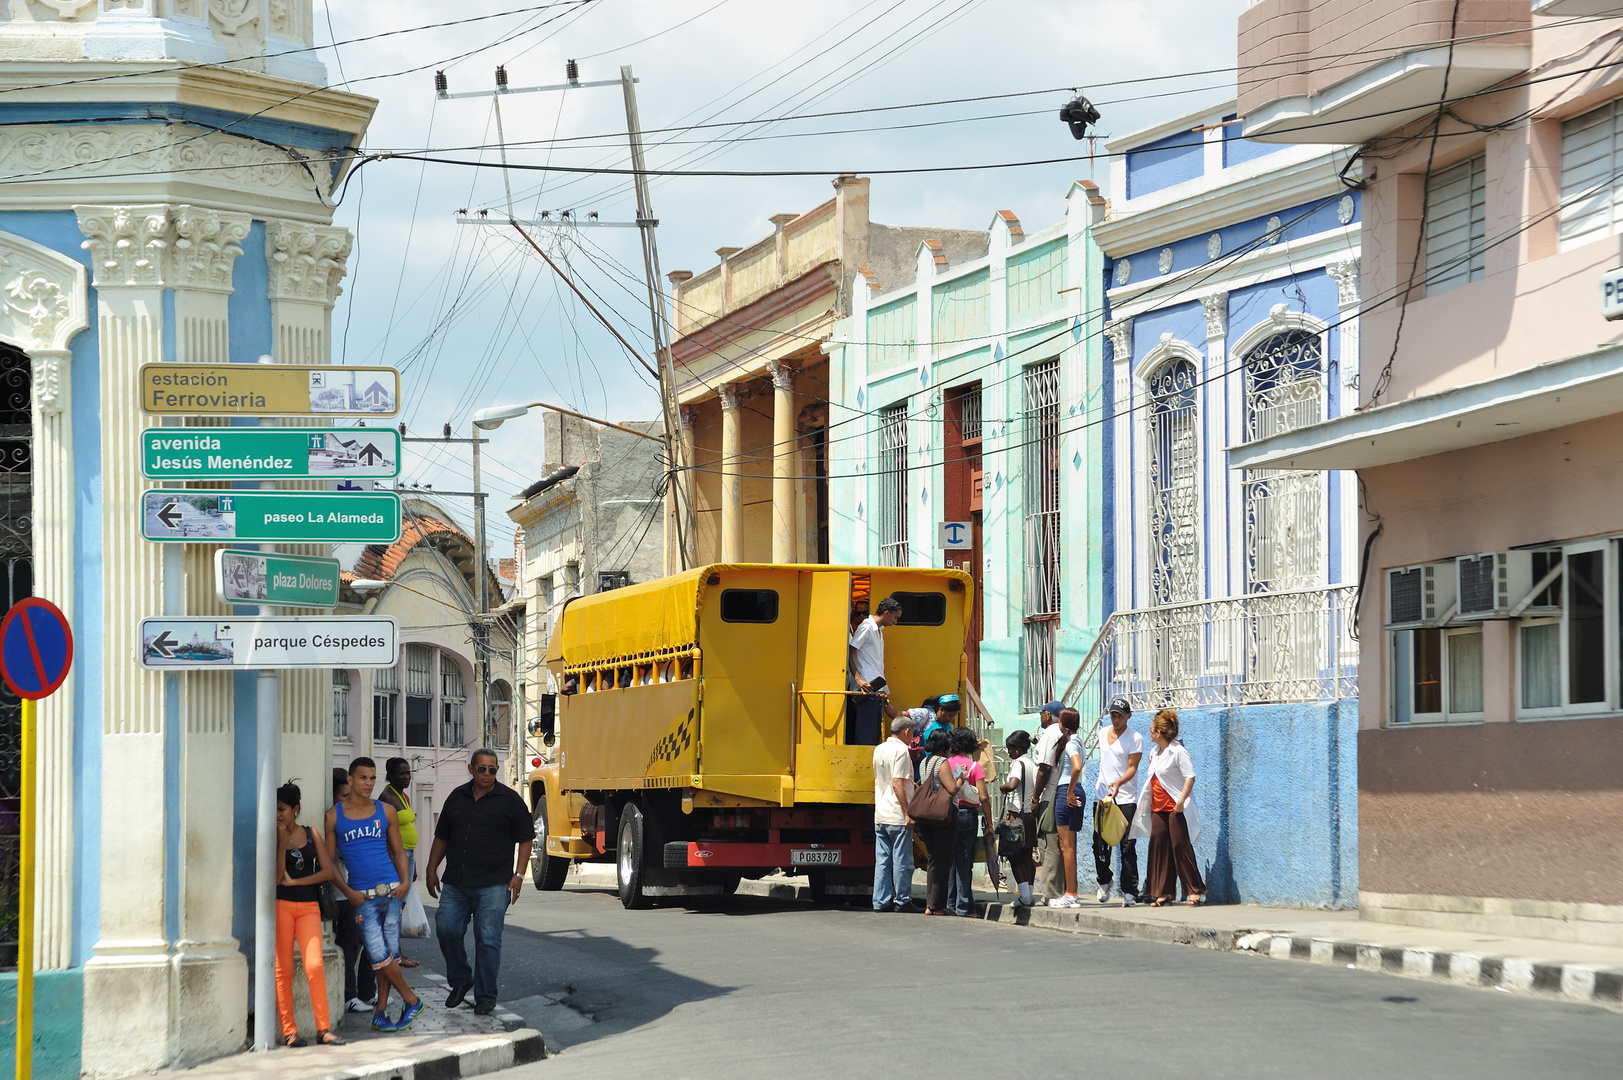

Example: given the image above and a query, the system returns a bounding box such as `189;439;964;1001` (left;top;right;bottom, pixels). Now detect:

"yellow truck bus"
525;563;973;908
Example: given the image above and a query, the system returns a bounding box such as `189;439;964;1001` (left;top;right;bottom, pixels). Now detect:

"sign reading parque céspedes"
138;616;398;669
141;427;401;480
214;549;342;608
141;489;402;543
138;364;400;418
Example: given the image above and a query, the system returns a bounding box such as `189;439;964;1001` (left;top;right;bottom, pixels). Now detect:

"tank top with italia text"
333;799;396;892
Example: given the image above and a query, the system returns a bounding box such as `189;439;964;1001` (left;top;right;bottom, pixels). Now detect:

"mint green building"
826;182;1108;725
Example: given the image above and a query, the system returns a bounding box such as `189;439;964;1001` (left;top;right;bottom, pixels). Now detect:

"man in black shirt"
426;748;536;1014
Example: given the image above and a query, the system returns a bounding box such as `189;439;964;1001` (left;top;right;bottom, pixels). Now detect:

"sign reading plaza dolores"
214;549;342;608
141;427;402;480
138;363;401;418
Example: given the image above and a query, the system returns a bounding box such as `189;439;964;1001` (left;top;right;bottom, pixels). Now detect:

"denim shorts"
356;895;402;968
1056;784;1089;830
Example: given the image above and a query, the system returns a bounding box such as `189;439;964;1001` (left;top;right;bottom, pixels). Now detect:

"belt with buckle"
369;883;400;899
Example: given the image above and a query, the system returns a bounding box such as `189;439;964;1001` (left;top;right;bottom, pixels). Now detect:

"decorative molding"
1;126;317;198
1201;292;1228;340
1114;258;1132;286
1104;316;1133;365
169;206;251;293
1207;233;1222;260
265;220;351;306
75;204;171;288
1265;215;1283;244
1157;247;1173;274
717;382;740;411
1326;257;1361;308
1337;195;1355;225
38;0;97;16
0;229;91;354
767;360;794;393
209;0;261;36
4;272;70;350
31;353;67;417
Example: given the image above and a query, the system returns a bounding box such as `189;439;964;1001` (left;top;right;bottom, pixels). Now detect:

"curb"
306;1029;547;1080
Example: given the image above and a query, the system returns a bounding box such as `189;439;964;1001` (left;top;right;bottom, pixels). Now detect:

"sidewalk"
575;864;1623;1010
145;971;544;1080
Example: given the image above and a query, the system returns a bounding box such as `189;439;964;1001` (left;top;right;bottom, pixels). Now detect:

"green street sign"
214;549;341;607
142;490;401;543
142;428;401;481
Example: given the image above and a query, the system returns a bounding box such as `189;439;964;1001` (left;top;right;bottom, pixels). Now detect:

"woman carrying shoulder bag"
911;729;963;915
275;781;345;1047
998;729;1037;907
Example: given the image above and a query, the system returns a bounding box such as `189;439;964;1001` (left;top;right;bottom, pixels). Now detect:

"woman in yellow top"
381;757;420;966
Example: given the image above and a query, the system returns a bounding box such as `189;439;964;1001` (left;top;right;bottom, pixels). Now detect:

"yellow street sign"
139;364;400;418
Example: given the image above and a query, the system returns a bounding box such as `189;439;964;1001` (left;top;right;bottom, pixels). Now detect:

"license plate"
790;848;841;866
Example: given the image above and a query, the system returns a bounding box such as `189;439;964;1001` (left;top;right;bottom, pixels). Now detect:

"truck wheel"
616;804;654;910
531;789;571;892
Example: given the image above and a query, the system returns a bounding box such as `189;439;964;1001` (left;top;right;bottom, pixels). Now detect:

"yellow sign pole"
16;696;35;1080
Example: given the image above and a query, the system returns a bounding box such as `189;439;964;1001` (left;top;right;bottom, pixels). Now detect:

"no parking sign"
1;597;74;700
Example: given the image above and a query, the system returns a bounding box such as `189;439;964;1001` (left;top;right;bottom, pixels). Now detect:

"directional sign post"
142;490;402;543
142;427;401;481
214;549;341;608
139;364;400;418
0;598;74;1080
139;616;399;669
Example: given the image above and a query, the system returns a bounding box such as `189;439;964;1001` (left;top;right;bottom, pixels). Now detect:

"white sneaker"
1122;893;1137;907
346;997;374;1014
1096;886;1110;904
1048;894;1081;909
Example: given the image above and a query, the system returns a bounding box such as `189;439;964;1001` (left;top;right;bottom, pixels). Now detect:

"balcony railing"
1062;585;1359;758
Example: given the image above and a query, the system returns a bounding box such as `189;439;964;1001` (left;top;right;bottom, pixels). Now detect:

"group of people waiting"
872;694;1207;915
266;749;536;1047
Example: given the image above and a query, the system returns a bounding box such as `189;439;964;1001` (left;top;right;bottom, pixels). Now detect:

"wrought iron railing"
1060;585;1360;759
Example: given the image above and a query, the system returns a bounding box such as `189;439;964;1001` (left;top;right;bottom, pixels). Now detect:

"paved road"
401;884;1621;1080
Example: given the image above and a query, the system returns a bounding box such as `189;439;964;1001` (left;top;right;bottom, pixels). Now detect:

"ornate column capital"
168;206;252;293
718;383;741;411
1326;257;1361;308
767;360;795;393
1103;316;1133;364
74;205;173;289
265;220;352;306
1200;292;1228;341
679;404;698;432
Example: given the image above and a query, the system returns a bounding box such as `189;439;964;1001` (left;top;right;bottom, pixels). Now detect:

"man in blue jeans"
871;714;919;912
426;748;536;1015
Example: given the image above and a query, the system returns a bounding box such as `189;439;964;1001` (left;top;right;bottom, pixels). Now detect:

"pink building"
1232;1;1623;945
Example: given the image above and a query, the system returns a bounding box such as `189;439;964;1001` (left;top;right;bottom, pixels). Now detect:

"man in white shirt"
847;597;902;745
1029;700;1067;904
871;715;919;912
1092;696;1144;905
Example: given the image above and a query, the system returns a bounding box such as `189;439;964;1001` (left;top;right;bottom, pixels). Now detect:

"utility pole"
620;65;692;573
472;424;490;748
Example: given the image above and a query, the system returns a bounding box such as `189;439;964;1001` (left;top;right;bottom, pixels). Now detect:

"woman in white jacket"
1128;710;1206;907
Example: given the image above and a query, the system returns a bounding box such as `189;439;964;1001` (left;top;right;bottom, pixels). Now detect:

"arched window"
1242;329;1324;592
1147;357;1199;605
0;342;31;970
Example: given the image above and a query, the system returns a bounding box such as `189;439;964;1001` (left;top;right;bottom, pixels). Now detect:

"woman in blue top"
322;756;424;1032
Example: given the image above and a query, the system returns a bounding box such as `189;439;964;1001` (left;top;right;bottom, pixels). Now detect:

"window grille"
490;684;511;750
1243;331;1324;594
877;403;909;566
1559;99;1623;252
0;343;31;972
958;386;982;442
1147;359;1200;606
374;661;399;692
332;669;350;741
1022;358;1061;711
1424;155;1486;294
404;644;432;697
441;657;466;747
372;692;398;744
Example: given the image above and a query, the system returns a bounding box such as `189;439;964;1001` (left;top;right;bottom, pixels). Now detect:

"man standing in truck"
848;596;903;745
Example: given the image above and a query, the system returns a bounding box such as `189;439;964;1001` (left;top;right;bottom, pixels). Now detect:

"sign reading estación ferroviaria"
139;364;400;418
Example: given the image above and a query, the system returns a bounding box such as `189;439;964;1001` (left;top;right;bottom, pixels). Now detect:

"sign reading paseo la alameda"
139;616;398;669
142;428;401;481
142;490;401;543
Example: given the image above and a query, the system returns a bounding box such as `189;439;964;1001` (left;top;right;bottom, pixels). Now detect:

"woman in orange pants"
276;782;345;1047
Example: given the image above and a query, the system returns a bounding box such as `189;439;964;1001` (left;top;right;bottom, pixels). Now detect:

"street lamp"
473;401;663;442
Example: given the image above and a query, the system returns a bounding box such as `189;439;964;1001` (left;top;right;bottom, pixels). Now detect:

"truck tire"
531;789;571;892
616;803;654;910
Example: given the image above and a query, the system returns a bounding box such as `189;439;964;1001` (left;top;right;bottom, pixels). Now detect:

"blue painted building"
0;7;372;1076
1080;102;1363;907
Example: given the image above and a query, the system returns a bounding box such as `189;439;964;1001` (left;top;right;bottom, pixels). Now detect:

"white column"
719;383;743;562
1201;292;1229;599
1328;257;1362;584
1104;317;1133;610
75;204;175;1078
768;361;795;564
167;205;253;1062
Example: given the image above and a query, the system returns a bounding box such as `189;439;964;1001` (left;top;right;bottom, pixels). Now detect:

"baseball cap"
1107;696;1133;716
1042;700;1066;717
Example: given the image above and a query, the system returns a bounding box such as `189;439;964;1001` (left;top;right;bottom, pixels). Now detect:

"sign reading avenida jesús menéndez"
141;427;402;480
139;364;400;417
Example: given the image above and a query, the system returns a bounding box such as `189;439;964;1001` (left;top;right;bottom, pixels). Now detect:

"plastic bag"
401;883;431;938
1095;800;1129;847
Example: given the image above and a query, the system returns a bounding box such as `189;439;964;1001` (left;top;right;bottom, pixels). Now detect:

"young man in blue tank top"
323;757;424;1032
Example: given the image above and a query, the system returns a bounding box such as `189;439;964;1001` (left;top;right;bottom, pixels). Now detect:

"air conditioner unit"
1385;562;1455;628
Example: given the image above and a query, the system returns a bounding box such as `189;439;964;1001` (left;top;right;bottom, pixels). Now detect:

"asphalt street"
401;884;1622;1080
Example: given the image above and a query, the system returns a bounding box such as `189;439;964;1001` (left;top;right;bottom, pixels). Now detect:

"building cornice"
671;264;838;366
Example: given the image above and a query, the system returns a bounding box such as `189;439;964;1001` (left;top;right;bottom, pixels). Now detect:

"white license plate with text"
790;848;841;866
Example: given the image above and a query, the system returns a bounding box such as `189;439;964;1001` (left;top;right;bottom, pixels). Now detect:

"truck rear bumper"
664;841;874;870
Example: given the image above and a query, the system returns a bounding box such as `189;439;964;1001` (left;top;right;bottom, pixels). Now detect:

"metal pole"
620;64;691;572
253;668;279;1049
16;697;35;1080
474;427;489;748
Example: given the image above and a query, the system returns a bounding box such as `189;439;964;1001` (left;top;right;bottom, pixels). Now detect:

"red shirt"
1150;775;1177;813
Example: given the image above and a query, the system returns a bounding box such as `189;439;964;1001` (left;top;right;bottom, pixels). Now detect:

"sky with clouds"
317;0;1251;553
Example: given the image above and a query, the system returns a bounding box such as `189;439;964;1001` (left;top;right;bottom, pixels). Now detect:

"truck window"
720;588;779;623
892;591;947;626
